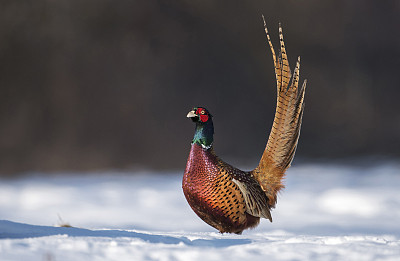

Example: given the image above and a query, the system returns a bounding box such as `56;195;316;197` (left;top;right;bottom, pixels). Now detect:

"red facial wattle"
196;108;209;122
200;114;208;122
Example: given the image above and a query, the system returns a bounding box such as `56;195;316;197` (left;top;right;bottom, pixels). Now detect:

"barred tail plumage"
252;16;307;208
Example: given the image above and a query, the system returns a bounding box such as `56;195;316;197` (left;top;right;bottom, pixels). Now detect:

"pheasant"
182;17;307;234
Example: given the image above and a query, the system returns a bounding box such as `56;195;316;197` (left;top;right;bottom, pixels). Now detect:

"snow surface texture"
1;163;400;261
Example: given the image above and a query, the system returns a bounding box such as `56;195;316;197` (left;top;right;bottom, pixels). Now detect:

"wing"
232;177;272;221
252;17;307;207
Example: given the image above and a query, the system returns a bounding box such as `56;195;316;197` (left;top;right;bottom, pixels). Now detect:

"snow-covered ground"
1;162;400;260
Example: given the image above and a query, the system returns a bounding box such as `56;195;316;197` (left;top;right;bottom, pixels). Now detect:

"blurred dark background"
1;0;399;175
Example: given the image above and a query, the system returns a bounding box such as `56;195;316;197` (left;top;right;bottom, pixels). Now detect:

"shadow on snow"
0;220;251;247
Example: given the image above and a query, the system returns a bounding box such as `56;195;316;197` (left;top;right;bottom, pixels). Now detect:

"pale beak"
186;110;197;118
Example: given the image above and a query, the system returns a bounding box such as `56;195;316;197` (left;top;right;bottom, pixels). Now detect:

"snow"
1;162;400;260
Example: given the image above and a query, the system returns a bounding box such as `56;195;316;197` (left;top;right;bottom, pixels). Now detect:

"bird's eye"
200;110;206;115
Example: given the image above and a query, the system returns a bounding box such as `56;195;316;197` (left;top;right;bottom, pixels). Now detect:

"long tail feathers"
252;17;307;208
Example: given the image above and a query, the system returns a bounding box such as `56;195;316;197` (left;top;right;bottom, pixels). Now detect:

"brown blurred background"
1;0;399;175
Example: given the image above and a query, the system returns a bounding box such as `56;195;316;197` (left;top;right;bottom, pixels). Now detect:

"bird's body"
183;143;267;234
183;18;307;234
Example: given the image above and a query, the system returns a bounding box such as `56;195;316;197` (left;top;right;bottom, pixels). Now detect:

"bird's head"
187;107;214;149
186;107;213;124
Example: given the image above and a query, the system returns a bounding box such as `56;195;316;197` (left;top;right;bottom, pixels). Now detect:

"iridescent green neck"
192;120;214;149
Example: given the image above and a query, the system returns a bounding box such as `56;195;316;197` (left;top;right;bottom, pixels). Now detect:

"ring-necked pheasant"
182;17;307;234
